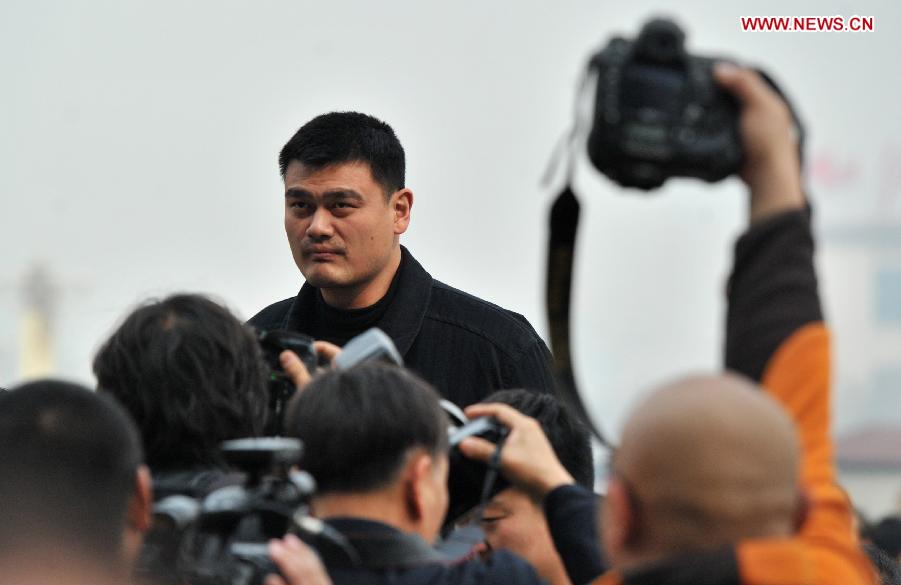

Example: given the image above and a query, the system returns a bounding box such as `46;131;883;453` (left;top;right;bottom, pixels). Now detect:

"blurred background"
1;0;898;516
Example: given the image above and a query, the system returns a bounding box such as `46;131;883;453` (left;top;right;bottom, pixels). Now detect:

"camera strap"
541;67;613;449
545;183;613;449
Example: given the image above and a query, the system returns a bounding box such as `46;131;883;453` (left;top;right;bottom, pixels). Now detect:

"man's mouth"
304;246;344;261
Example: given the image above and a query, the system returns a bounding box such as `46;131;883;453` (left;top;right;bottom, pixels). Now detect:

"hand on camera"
266;534;332;585
280;341;342;390
713;63;805;222
458;403;575;501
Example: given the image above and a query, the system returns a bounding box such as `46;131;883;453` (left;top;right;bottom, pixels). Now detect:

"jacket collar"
323;516;448;568
283;245;432;357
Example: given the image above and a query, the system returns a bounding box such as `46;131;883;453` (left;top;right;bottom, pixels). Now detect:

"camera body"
257;328;404;435
258;331;319;435
443;416;509;533
587;18;743;190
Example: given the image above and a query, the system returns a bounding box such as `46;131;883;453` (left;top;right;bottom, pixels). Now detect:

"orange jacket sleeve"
736;324;876;585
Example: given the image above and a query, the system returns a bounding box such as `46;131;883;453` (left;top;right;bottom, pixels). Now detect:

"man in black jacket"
284;362;600;585
249;112;555;407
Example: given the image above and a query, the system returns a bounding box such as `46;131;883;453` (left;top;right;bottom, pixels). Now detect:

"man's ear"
392;189;413;235
602;477;637;564
793;488;810;533
122;465;153;567
402;452;432;524
129;465;152;534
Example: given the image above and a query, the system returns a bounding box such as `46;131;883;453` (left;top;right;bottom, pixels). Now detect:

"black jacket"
319;484;604;585
248;246;556;406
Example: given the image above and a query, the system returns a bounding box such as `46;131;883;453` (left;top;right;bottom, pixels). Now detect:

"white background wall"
1;0;898;439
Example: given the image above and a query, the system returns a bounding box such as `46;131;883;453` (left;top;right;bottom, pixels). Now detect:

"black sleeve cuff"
544;484;607;584
725;207;822;382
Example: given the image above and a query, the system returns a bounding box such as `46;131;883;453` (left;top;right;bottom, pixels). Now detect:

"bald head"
604;373;800;566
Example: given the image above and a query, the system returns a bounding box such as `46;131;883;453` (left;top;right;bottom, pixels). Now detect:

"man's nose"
306;208;334;239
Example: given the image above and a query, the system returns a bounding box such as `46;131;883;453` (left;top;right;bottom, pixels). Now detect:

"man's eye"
479;516;504;525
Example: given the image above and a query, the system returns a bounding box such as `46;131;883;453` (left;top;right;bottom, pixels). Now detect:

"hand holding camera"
258;328;403;435
712;64;805;223
278;340;342;389
266;534;332;585
458;403;576;502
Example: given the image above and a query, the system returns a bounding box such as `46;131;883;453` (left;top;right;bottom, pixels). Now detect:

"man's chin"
300;267;347;289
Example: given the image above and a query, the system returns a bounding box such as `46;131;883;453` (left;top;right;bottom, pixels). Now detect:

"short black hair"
872;517;901;560
863;543;901;585
286;363;448;494
93;293;268;470
483;389;595;490
278;111;405;194
0;380;143;562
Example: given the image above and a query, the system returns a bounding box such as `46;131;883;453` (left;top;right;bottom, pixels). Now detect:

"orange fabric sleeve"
737;324;876;585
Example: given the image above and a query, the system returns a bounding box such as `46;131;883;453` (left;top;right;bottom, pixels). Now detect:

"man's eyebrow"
285;188;312;199
322;190;365;202
284;188;365;201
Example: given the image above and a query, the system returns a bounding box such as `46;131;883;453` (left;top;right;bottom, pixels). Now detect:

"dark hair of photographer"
285;363;448;494
0;380;149;573
484;389;594;490
278;111;405;196
863;543;901;585
871;517;901;561
93;293;269;470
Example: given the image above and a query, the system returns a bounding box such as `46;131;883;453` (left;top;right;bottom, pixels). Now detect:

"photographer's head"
478;390;594;585
0;380;151;580
93;293;268;470
602;373;801;569
286;363;449;543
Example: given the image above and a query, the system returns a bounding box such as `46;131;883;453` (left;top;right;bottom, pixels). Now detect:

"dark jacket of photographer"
249;246;556;407
319;484;602;585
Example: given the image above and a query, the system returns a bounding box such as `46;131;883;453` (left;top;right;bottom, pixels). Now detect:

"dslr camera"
441;402;510;534
586;18;743;190
257;327;404;435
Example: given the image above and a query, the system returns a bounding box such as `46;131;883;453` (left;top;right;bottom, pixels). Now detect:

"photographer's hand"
267;534;332;585
714;64;805;223
280;341;342;390
459;403;575;501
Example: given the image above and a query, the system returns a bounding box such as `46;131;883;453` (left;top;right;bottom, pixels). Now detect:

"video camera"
140;438;357;585
140;328;408;584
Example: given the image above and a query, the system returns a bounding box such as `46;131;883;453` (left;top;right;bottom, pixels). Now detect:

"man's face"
283;161;410;300
481;488;564;583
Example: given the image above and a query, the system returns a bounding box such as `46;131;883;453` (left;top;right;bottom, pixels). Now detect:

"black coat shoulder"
427;280;546;356
247;297;295;331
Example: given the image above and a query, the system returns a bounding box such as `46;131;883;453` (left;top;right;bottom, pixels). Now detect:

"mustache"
301;242;346;255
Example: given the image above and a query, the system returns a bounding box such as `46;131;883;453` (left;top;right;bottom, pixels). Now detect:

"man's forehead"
283;160;378;187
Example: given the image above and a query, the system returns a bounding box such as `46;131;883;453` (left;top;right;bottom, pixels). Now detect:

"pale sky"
2;0;898;437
